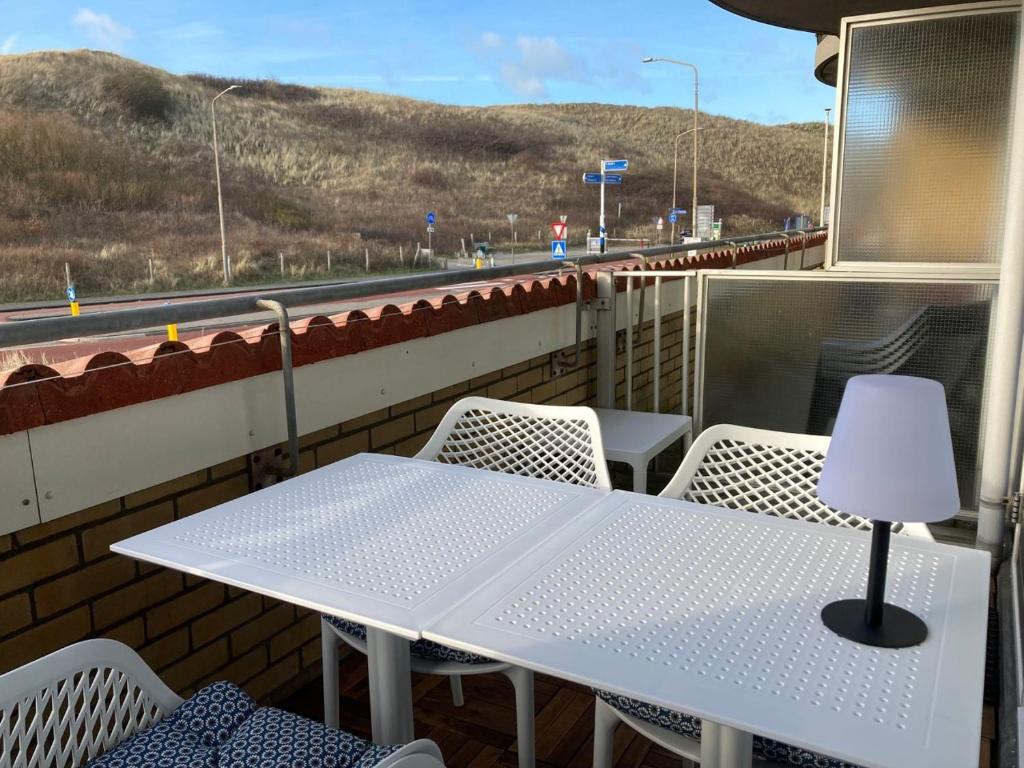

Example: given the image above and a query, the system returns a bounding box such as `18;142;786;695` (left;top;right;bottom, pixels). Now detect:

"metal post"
255;299;298;479
625;276;634;411
596;272;616;409
820;107;832;227
653;276;662;413
148;258;154;285
65;262;71;288
212;85;240;286
978;18;1024;554
279;252;284;278
682;275;691;418
599;167;607;254
327;249;331;271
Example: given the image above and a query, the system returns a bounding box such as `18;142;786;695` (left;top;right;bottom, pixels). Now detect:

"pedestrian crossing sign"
551;240;567;259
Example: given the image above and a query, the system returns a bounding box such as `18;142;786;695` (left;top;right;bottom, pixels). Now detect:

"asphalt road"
0;245;600;367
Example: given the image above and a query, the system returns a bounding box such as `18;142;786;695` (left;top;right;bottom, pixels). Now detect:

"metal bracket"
1008;492;1021;527
594;297;611;311
550;299;593;377
250;447;288;490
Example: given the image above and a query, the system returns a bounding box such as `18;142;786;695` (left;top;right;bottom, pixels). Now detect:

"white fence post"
365;248;370;271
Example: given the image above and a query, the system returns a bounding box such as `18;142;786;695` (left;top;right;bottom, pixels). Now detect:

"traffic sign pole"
599;171;606;254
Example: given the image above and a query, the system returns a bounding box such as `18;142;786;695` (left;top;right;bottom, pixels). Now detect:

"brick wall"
0;339;597;704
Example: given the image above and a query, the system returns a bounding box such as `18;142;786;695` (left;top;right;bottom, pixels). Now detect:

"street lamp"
644;57;700;240
820;107;832;227
671;126;704;244
212;84;241;285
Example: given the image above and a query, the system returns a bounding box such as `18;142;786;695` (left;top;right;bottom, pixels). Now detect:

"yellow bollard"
69;301;80;317
475;257;483;269
166;323;178;342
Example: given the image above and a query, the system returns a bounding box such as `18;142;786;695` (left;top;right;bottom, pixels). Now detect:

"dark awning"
709;0;994;34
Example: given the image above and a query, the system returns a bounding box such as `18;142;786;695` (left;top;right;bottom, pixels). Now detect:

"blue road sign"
551;240;567;259
668;213;678;224
582;172;603;184
603;174;623;185
426;211;436;225
602;159;629;172
671;207;687;215
65;285;76;302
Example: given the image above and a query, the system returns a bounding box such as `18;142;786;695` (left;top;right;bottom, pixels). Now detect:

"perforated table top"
424;490;990;768
111;454;606;639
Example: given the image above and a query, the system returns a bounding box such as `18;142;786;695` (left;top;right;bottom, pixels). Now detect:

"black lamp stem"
863;521;892;628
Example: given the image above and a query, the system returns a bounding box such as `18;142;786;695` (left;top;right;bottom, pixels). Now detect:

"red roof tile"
0;235;825;435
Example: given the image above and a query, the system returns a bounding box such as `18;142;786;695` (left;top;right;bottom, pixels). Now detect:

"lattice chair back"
660;424;933;540
416;396;613;490
0;638;184;768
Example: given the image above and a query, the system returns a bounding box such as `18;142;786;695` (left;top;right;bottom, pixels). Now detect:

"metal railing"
0;228;824;478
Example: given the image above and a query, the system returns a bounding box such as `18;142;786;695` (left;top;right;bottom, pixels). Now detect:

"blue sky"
1;1;836;124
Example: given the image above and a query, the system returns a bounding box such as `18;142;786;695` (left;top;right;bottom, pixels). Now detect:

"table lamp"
817;374;960;648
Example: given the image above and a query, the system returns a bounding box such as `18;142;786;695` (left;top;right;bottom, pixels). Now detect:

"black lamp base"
821;599;928;648
820;520;928;649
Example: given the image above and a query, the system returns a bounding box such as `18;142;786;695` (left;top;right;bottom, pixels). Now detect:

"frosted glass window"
699;276;994;509
835;10;1018;265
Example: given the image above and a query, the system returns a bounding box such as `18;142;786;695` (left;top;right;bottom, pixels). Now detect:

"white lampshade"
817;374;960;523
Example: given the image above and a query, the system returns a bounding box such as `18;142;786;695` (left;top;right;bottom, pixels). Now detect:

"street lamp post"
644;57;700;239
212;85;241;285
820;107;832;227
671;127;703;244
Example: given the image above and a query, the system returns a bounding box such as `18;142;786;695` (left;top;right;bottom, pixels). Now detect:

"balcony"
1;2;1022;766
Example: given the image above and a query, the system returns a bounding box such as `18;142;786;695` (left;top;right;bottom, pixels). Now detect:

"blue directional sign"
426;211;436;225
582;172;603;184
603;174;623;185
602;159;629;172
551;240;567;259
671;207;687;215
65;285;76;302
668;213;678;224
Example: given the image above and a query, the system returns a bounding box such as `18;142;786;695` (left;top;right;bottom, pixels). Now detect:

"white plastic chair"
594;423;932;768
0;638;444;768
323;396;612;768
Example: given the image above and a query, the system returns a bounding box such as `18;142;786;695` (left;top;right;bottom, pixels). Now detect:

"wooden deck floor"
284;651;690;768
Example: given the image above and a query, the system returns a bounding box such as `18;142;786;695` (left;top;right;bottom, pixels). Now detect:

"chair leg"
321;619;340;729
449;674;465;707
503;666;535;768
593;697;619;768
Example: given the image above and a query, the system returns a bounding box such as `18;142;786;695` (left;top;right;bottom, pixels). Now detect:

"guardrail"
0;227;825;478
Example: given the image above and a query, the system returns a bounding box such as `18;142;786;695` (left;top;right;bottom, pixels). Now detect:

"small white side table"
593;408;693;493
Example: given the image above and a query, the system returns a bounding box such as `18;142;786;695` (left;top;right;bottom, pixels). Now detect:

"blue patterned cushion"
219;707;402;768
595;690;863;768
86;681;402;768
323;615;492;665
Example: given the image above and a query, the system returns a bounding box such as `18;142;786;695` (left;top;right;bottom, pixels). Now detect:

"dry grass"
0;50;827;302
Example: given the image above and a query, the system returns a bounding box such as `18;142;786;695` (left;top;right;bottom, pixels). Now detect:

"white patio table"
423;490;991;768
111;453;607;745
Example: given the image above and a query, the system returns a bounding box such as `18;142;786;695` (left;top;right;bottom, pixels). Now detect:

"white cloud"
0;34;18;54
478;32;503;50
72;8;134;50
471;33;588;100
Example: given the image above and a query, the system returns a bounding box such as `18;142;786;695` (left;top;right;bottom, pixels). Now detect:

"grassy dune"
0;50;827;302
